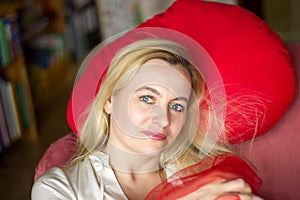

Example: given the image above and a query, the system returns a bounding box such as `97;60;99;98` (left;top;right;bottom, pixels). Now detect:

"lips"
143;131;167;141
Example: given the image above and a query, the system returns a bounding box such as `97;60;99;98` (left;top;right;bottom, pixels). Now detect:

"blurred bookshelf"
21;0;100;109
0;2;38;155
20;0;76;110
0;0;101;155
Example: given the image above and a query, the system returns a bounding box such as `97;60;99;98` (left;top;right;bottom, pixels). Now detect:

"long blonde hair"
70;38;233;170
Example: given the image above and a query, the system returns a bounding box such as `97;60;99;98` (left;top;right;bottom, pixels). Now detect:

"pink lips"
143;131;167;141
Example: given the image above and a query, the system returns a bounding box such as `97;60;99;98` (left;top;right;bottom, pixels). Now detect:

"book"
0;78;21;142
25;33;66;69
0;13;22;67
67;1;100;62
15;82;30;131
3;14;15;62
0;92;10;148
4;13;22;59
0;17;10;67
6;80;21;140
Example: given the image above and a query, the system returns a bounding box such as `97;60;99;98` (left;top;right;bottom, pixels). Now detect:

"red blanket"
146;154;262;199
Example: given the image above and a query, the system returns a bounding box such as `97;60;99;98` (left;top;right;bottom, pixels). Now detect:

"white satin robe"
31;152;129;200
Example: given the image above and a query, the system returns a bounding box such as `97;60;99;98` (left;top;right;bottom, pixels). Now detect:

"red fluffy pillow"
67;0;295;144
137;0;295;143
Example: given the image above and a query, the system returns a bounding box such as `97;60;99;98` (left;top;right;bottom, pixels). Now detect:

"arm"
146;154;263;200
31;168;76;200
178;178;263;200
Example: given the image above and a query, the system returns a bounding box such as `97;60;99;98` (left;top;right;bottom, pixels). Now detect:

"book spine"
0;13;22;68
3;16;15;61
11;14;22;56
15;82;30;131
0;18;10;67
4;13;22;59
0;78;21;143
6;81;21;140
0;79;11;148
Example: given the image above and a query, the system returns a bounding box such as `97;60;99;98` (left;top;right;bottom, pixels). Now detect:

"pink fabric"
34;133;78;181
235;42;300;200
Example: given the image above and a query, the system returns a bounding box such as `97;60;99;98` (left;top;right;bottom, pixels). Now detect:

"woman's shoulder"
31;152;110;199
32;165;78;199
36;151;109;180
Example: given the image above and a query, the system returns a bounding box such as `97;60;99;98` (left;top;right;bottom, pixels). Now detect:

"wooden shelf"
2;54;38;139
0;2;20;15
0;2;38;152
29;53;75;110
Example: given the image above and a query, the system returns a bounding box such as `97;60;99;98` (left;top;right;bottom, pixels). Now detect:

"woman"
32;36;263;199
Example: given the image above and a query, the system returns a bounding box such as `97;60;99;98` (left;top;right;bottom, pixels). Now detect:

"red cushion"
138;0;296;143
66;0;295;144
34;133;78;181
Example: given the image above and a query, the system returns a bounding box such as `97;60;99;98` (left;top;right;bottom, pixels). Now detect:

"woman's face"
105;59;192;154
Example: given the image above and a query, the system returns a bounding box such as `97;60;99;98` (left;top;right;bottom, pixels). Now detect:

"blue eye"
140;95;154;104
169;104;184;112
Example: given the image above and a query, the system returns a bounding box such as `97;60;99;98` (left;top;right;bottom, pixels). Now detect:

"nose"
150;105;169;129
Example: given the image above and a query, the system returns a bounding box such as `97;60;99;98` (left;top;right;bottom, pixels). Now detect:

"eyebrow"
136;86;161;95
135;86;188;102
174;97;188;103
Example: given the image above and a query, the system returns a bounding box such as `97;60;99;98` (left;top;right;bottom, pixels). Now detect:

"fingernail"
252;196;262;200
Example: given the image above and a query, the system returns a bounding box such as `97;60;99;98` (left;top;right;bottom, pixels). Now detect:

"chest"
116;173;162;200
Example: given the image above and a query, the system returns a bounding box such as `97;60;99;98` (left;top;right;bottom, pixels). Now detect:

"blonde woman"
32;32;263;200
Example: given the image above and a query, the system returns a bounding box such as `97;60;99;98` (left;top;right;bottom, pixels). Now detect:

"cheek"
169;113;186;135
128;101;150;126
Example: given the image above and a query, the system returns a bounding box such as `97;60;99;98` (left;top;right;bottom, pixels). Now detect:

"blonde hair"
70;38;233;171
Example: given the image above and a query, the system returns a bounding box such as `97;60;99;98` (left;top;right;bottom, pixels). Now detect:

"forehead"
124;59;192;97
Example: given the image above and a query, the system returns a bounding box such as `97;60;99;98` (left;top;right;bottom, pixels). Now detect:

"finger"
220;178;252;194
216;193;264;200
215;194;240;200
252;195;264;200
238;194;254;200
239;194;265;200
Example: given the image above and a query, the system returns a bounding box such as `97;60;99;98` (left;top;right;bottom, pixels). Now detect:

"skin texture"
104;59;192;154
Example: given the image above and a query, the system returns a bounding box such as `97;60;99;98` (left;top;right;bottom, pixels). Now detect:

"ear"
104;97;112;114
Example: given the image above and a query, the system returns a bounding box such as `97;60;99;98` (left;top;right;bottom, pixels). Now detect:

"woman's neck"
103;141;162;173
103;141;166;199
113;168;164;200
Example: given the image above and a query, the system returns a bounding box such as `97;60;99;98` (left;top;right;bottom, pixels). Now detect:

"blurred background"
0;0;299;199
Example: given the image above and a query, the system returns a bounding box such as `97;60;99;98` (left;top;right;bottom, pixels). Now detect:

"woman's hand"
178;178;264;200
